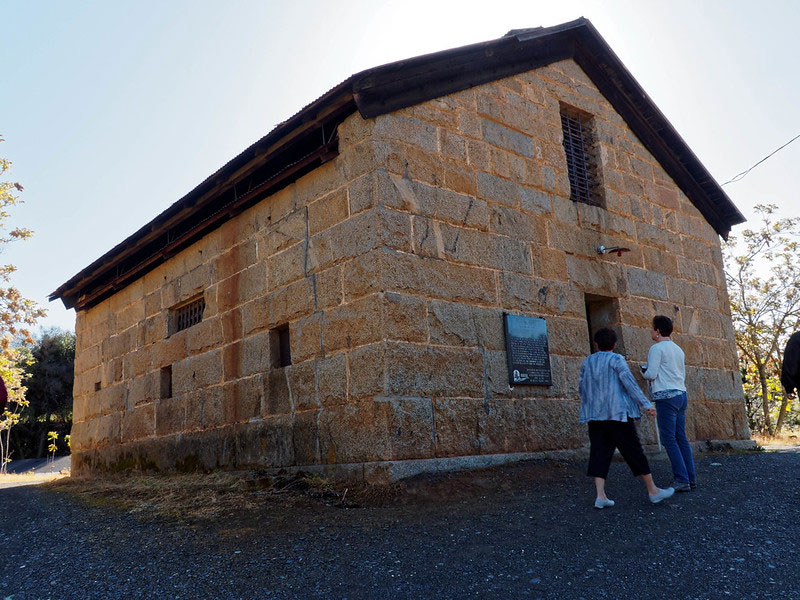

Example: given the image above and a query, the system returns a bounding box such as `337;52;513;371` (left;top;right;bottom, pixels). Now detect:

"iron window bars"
170;296;205;335
560;109;601;206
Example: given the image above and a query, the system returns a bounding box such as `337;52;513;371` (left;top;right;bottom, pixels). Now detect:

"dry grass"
0;471;68;483
752;430;800;447
46;471;262;520
43;470;358;522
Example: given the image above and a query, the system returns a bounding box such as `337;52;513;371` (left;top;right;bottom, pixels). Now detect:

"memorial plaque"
504;313;553;386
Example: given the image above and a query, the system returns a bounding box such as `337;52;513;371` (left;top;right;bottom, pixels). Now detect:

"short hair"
594;327;617;351
652;315;673;337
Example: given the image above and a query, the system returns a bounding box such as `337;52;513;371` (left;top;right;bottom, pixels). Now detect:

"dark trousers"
587;420;651;479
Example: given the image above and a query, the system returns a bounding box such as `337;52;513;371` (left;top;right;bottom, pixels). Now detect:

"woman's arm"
642;344;661;381
614;356;653;410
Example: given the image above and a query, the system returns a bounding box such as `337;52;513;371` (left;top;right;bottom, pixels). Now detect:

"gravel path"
1;448;798;599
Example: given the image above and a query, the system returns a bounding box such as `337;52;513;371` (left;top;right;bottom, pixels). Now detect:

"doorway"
585;294;624;354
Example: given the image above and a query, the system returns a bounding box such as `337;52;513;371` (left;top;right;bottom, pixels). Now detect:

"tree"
12;329;75;458
0;136;47;471
723;204;800;435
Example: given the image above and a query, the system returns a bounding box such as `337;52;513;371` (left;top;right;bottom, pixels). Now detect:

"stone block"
547;220;600;258
339;139;377;181
342;248;384;301
128;371;158;406
443;161;477;197
403;101;459;129
348;172;375;216
308;188;349;236
645;182;679;210
480;399;528;454
287;360;318;412
626;266;667;300
384;396;435;460
259;210;306;259
126;348;152;379
338;111;374;148
380;174;489;230
306;208;380;272
186;385;225;430
314;266;343;310
481;119;535;157
268;242;306;290
681;236;713;264
519;186;553;215
268;278;315;327
318;399;391;463
317;353;347;407
265;368;291;416
701;368;744;402
224;376;263;423
156;397;186;436
187;316;223;354
428;300;478;347
348;342;387;399
500;272;585;319
523;398;585;451
692;401;749;441
489;205;546;241
121;404;155;443
116;298;145;331
642;246;679;277
551;195;578;225
433;398;483;456
220;308;243;343
97;383;127;415
383;250;497;305
373;114;438;153
322;294;383;353
375;139;443;187
384;292;428;343
141;314;167;347
413;218;532;273
292;312;323;363
240;329;272;376
295;160;347;209
214;240;258;282
235;417;294;468
532;246;568;281
568;255;628;298
241;298;269;336
293;409;321;465
173;349;222;395
385;343;484;398
477;172;517;206
546;318;592;356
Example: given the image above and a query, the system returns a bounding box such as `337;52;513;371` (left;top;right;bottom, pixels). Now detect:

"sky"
2;0;799;334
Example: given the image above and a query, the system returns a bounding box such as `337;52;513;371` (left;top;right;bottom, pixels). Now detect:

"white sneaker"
594;497;615;509
649;487;675;504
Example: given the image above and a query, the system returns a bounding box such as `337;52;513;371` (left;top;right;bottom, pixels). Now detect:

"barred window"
560;106;603;207
169;296;205;335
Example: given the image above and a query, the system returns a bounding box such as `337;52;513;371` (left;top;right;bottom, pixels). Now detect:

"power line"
721;132;800;186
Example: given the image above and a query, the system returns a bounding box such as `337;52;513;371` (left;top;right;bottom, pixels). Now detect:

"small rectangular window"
560;105;603;207
169;295;205;335
160;365;173;399
270;324;291;368
94;381;102;392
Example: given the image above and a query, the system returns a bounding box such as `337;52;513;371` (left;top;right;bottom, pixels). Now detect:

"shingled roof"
51;17;745;310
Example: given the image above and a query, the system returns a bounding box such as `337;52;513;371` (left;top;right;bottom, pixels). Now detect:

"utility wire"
721;132;800;186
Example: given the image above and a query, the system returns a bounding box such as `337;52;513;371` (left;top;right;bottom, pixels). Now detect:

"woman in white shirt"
642;315;696;492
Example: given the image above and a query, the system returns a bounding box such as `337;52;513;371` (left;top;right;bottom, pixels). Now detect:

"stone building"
52;19;750;479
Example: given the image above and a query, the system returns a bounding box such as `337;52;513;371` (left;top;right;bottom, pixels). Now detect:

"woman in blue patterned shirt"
579;328;674;509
